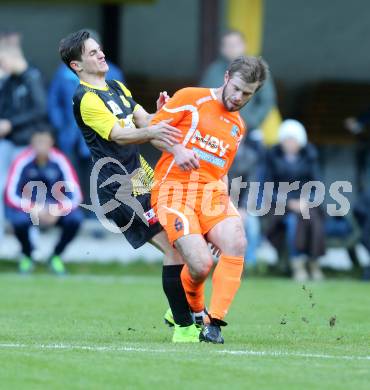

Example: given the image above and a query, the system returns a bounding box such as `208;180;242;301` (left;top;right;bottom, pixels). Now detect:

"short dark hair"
227;55;269;89
59;30;90;73
32;123;56;141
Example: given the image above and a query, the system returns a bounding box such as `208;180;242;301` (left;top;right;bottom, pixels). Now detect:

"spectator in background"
264;120;326;282
5;127;83;275
0;31;47;242
48;29;124;204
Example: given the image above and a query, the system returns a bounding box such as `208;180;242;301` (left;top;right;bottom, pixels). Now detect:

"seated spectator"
5;127;83;275
0;31;47;242
264;119;326;281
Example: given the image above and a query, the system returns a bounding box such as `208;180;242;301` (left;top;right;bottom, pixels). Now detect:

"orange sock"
209;254;244;320
180;264;205;313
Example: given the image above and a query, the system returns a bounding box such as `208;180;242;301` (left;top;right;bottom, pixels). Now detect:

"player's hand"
172;144;200;171
148;119;182;146
156;91;170;111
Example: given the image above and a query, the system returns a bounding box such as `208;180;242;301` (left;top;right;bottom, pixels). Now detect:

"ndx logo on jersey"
190;130;229;157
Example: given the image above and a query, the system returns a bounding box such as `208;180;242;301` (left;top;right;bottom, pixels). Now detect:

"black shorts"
99;191;162;249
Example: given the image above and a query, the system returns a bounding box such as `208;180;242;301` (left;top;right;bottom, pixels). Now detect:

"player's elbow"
110;135;130;145
109;127;126;145
108;130;132;145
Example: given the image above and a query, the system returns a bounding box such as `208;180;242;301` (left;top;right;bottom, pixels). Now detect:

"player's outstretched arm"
80;90;180;146
109;120;181;146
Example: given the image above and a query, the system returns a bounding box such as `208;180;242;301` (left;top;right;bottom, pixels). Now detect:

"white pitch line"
217;349;370;361
0;343;369;361
0;274;158;284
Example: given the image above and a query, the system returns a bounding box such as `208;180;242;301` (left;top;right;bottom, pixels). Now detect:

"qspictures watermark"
20;157;353;233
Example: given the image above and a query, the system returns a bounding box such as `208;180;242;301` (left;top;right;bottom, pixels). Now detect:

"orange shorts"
151;181;240;245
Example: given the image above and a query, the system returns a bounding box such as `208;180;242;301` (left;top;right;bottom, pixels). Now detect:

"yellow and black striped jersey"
73;79;153;196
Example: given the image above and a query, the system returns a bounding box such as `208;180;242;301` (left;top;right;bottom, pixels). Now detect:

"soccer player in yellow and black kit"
59;30;201;342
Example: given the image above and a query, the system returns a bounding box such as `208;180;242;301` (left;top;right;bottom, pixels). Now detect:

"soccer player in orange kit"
151;56;268;343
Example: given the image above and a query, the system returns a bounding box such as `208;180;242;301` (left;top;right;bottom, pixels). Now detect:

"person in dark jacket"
5;128;83;275
0;36;47;241
264;119;326;281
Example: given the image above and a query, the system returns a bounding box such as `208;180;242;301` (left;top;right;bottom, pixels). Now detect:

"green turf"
0;273;369;389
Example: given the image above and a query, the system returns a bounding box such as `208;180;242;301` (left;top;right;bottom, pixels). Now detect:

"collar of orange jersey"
80;80;109;91
210;88;218;100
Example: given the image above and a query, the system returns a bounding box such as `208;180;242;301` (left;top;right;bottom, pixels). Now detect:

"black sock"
54;221;80;255
13;225;32;257
162;264;193;327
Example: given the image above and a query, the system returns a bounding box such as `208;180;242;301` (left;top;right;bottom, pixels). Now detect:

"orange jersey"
151;87;246;186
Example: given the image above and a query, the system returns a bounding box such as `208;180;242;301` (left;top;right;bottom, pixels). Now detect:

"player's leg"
97;192;199;341
174;233;213;317
154;202;214;341
206;215;246;323
155;199;211;314
150;231;200;343
194;187;246;344
150;230;194;328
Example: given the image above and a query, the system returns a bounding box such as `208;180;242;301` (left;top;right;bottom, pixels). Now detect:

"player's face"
73;38;109;76
222;72;259;112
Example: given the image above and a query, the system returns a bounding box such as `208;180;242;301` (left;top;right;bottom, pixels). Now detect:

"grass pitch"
0;267;369;389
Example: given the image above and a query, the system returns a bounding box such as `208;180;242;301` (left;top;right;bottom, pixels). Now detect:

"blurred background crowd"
0;0;369;281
